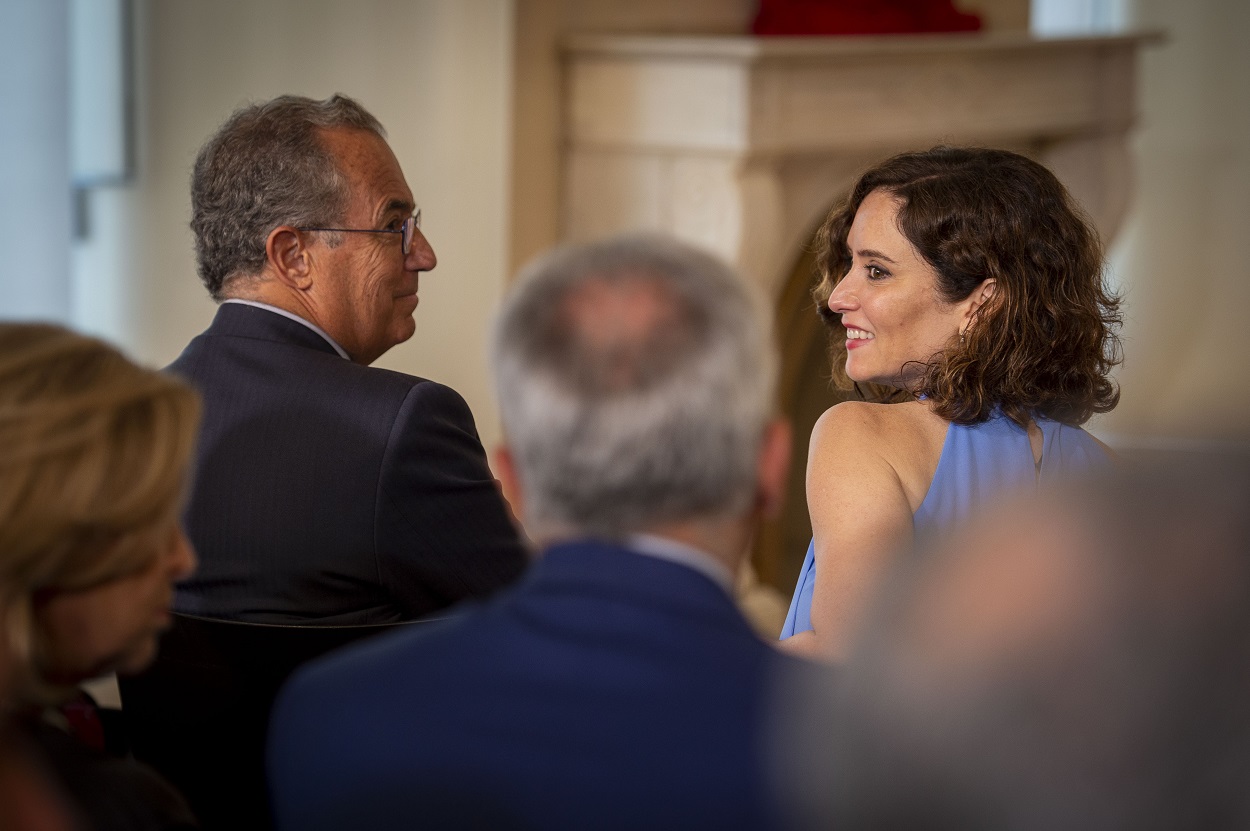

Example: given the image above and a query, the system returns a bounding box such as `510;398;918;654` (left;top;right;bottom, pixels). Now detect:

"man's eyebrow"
856;248;897;264
382;198;415;216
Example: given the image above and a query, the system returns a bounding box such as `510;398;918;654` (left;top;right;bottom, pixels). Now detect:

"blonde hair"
0;324;200;703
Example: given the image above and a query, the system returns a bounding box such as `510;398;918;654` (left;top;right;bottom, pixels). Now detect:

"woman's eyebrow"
856;248;897;264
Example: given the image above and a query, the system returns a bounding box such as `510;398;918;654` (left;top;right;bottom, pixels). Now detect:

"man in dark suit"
268;233;811;830
170;94;526;624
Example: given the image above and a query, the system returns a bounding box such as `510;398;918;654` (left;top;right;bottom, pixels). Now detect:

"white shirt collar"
222;299;351;361
625;533;735;595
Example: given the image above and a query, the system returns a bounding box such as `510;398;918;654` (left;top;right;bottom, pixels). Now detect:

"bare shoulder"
810;400;943;458
811;400;894;449
809;400;947;510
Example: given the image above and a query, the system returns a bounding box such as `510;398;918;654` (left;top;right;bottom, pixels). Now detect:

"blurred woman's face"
827;189;975;389
33;526;195;684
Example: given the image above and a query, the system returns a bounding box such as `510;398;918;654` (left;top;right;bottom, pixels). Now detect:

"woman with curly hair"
0;323;201;828
780;147;1122;660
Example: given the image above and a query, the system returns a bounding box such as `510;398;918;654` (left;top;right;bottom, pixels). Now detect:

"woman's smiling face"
827;189;979;390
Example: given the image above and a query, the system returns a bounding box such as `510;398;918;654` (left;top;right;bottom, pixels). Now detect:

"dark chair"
118;613;427;831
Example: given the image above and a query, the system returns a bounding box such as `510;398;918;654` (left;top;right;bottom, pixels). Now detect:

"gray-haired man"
169;94;526;625
269;233;811;830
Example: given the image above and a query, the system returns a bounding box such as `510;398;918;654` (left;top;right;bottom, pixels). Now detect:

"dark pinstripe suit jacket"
168;303;526;624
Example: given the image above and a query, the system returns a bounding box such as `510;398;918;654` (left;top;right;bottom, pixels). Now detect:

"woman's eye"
867;265;888;280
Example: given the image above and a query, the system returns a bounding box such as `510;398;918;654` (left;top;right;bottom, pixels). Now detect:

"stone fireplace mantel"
560;31;1159;297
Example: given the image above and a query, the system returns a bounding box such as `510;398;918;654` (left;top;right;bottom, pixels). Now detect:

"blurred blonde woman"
0;323;200;830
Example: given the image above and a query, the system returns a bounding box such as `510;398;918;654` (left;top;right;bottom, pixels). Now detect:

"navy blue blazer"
268;539;810;830
168;303;526;624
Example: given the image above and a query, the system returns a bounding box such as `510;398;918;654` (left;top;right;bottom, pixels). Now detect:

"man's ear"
755;418;792;520
492;445;525;525
265;226;313;290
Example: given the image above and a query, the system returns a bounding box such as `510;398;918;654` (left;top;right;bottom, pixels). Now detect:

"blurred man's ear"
492;446;525;524
756;418;792;520
265;226;313;290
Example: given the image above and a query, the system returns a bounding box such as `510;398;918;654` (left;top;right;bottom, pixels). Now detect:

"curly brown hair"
813;146;1122;426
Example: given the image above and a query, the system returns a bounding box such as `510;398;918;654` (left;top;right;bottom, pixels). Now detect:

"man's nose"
407;230;437;272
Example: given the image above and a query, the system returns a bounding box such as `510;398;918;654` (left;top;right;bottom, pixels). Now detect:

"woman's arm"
779;403;915;661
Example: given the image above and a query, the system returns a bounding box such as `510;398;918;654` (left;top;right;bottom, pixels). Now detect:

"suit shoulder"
387;376;480;430
280;616;468;705
343;366;478;417
275;612;504;727
272;357;461;413
354;361;431;389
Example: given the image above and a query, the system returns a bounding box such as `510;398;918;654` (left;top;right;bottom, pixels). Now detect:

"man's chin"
394;314;418;343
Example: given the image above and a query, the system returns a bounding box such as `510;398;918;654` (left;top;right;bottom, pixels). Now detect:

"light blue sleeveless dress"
780;411;1109;639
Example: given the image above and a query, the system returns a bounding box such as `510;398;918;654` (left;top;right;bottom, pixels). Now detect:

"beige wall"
1099;0;1250;444
65;0;1247;449
72;0;516;448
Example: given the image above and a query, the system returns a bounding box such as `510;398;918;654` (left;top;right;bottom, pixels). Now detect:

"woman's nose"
828;276;857;312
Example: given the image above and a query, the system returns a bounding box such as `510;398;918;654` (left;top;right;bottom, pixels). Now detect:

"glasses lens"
402;215;415;255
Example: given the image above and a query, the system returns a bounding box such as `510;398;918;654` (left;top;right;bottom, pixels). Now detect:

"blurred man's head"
191;94;436;364
826;453;1250;830
491;234;787;550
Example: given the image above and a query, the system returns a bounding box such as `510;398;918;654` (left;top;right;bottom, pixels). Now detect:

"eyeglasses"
298;208;422;255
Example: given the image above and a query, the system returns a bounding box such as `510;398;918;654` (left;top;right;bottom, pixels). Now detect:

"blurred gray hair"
810;451;1250;831
492;234;778;540
190;93;385;299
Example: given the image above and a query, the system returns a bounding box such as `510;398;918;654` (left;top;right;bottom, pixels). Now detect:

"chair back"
119;613;425;831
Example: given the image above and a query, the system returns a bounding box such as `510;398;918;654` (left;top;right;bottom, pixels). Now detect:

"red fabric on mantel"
753;0;982;35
